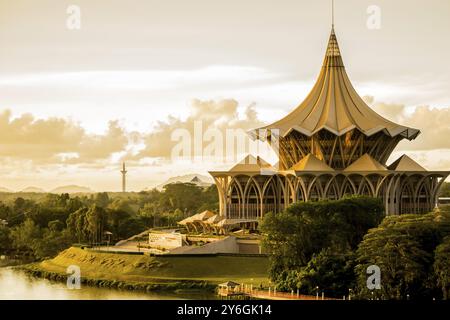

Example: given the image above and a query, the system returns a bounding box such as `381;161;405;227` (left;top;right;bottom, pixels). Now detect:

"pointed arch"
308;178;322;201
306;175;324;201
243;176;262;219
227;176;245;218
340;176;356;197
358;177;373;196
399;181;414;214
262;176;278;215
325;180;339;200
295;176;308;202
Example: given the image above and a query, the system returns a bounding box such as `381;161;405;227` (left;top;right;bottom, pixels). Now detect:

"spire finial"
332;0;335;29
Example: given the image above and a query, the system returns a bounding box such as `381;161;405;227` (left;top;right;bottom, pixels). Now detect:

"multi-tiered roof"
249;28;420;170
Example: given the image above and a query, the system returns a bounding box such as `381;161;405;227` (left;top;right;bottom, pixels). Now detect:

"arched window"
341;180;355;197
326;182;339;200
245;180;261;219
359;181;372;196
263;179;277;216
399;183;414;214
309;181;322;202
416;182;430;214
227;180;243;219
296;184;306;202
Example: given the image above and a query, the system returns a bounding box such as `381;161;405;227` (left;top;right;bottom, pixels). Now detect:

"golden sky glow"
0;0;449;191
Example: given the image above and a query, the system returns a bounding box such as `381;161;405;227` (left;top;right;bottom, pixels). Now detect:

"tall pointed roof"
344;154;387;171
388;154;427;171
290;153;334;172
250;28;420;140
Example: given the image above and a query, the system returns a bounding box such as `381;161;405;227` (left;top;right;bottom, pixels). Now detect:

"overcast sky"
0;0;449;191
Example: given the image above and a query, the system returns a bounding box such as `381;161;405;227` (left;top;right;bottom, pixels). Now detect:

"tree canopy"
260;196;384;296
355;209;450;299
0;182;218;260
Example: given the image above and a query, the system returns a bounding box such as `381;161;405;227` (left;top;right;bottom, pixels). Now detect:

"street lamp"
315;286;319;300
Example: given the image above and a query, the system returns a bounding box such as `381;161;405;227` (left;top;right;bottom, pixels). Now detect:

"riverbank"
0;268;215;300
0;260;23;268
0;255;34;268
21;247;269;294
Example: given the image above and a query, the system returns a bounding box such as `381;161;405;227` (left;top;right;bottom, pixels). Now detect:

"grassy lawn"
35;247;269;286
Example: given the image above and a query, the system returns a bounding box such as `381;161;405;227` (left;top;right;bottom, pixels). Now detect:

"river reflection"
0;268;215;300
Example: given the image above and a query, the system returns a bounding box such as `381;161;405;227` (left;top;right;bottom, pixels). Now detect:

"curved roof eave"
248;124;420;141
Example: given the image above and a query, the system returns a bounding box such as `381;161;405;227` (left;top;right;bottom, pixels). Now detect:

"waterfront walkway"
218;285;338;300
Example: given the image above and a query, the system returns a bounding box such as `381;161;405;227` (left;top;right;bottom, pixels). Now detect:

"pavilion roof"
344;153;387;171
388;154;427;171
290;154;334;172
205;214;223;224
192;210;216;221
178;210;216;225
229;155;276;173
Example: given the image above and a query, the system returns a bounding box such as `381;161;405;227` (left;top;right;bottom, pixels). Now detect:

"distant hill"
155;174;213;190
50;185;94;194
20;186;46;193
0;187;13;193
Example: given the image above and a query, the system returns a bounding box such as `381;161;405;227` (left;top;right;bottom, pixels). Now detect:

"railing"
218;286;337;300
226;203;285;219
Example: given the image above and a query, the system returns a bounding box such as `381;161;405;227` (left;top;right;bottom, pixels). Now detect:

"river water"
0;267;215;300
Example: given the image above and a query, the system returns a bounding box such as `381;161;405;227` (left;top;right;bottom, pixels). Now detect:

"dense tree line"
0;183;218;260
261;197;450;300
260;196;384;297
355;208;450;300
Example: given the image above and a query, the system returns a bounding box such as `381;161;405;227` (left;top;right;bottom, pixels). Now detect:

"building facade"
209;28;449;223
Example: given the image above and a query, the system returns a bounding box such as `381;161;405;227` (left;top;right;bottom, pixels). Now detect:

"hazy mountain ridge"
50;185;94;194
155;174;213;190
0;185;95;194
20;186;46;193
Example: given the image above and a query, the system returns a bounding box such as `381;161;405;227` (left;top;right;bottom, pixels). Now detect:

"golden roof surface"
388;154;427;171
344;153;387;171
251;28;420;140
178;210;215;225
205;214;223;224
229;155;275;172
290;153;334;172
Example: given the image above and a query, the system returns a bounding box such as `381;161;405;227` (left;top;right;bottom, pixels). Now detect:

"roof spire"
323;26;343;67
332;0;335;29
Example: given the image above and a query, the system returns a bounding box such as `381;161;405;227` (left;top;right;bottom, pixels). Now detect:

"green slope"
31;247;269;286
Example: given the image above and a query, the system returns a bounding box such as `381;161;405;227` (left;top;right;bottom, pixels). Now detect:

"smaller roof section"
177;216;193;225
229;155;275;173
178;210;216;225
290;154;334;172
205;214;223;224
344;154;387;172
388;154;427;171
192;210;216;221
